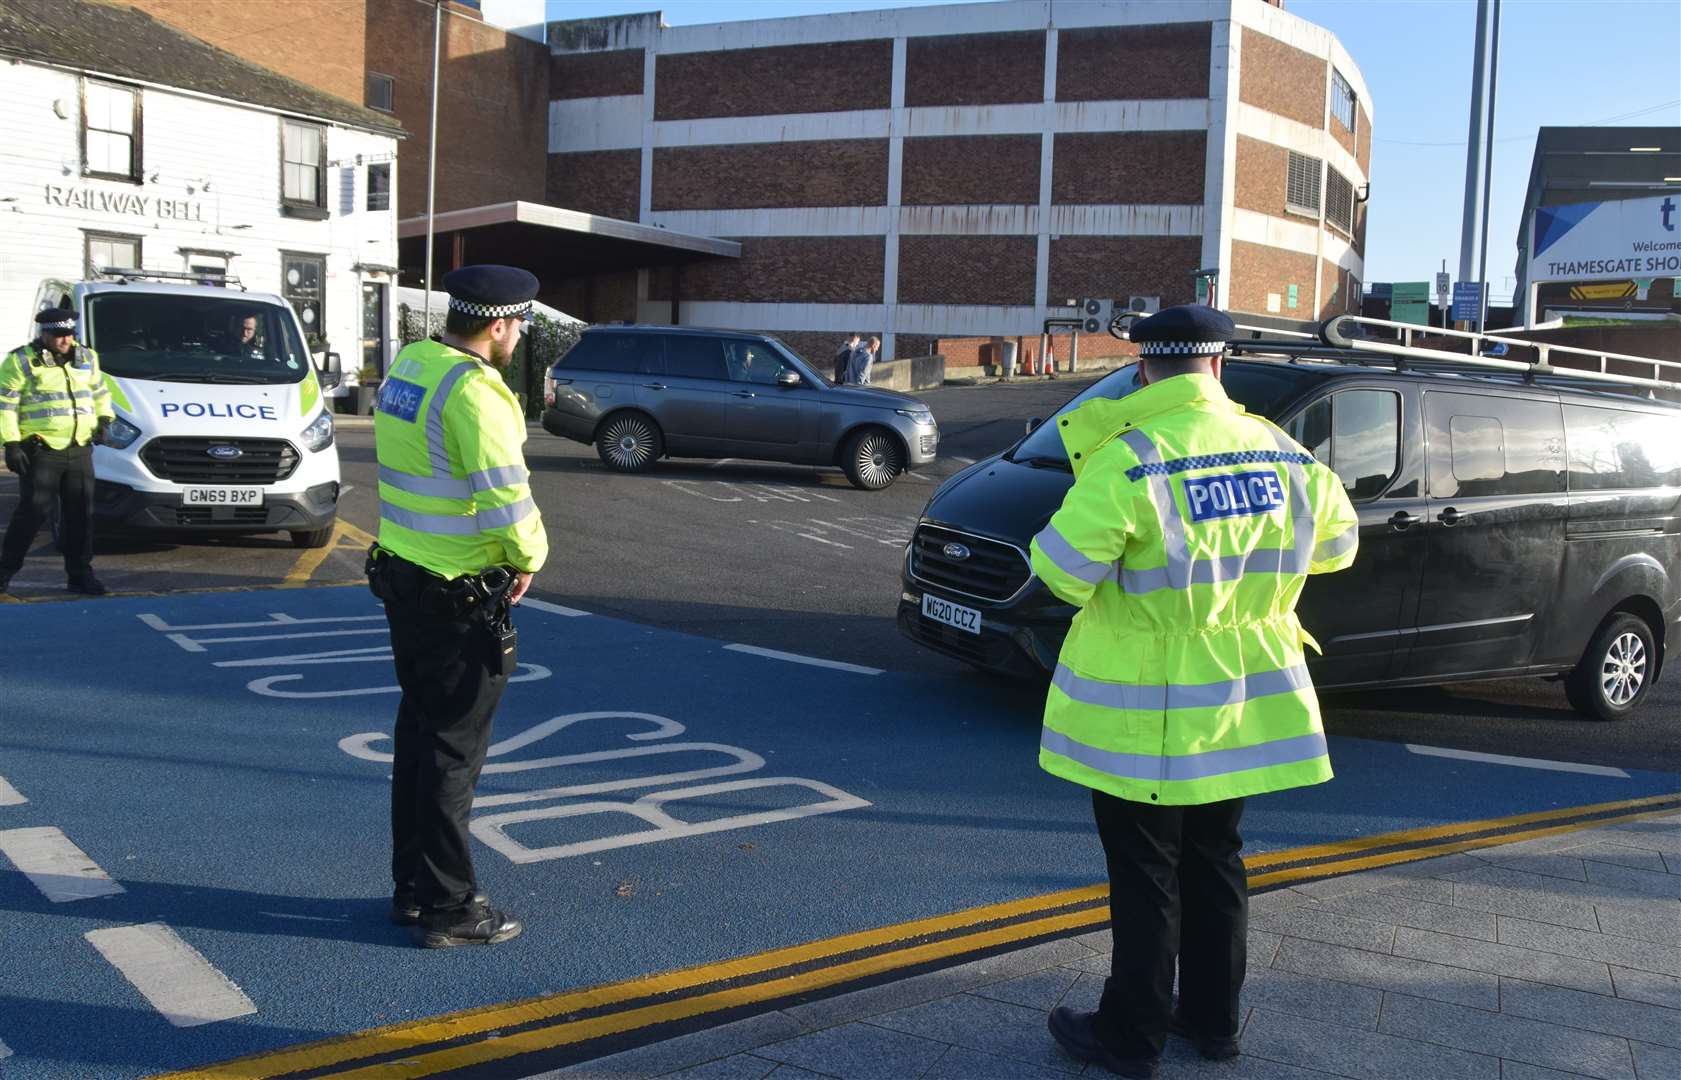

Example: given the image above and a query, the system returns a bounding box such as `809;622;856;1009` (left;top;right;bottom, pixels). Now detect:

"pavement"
527;813;1681;1080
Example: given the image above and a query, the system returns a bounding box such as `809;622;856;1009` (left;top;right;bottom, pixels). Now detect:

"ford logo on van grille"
942;542;971;561
206;445;243;460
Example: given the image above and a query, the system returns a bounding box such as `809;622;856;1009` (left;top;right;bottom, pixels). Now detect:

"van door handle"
1439;507;1462;527
643;383;667;391
1388;511;1422;531
732;391;756;398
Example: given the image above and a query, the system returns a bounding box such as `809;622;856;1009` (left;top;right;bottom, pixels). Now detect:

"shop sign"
43;183;206;222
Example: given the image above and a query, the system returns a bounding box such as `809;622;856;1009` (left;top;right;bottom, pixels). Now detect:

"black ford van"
897;346;1681;721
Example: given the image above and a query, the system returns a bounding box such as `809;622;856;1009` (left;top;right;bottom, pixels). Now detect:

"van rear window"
1564;405;1681;490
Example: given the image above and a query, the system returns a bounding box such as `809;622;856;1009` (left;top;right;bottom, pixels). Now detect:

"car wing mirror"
776;369;802;387
319;351;343;391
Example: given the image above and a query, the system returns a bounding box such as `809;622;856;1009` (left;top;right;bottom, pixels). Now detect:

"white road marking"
953;456;976;464
0;826;125;902
214;646;392;668
723;643;883;675
84;923;257;1027
0;1037;11;1060
519;598;590;617
0;775;25;806
1404;744;1631;778
179;627;388;650
138;613;385;633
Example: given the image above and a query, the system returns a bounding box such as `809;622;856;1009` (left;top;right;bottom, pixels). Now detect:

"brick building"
545;0;1372;363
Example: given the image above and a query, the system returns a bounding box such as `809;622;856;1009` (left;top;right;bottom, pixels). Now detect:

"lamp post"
422;0;442;330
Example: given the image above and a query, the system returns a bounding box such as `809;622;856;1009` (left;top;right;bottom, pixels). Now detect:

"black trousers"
1093;789;1248;1061
382;567;514;912
2;441;94;578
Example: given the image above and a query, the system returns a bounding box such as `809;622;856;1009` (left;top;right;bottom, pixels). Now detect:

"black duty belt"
364;546;515;619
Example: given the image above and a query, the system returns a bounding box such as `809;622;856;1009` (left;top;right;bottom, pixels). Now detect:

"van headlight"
300;409;335;452
102;415;142;450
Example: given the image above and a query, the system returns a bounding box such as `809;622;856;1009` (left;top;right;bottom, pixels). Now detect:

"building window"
85;231;141;277
181;249;233;280
1326;167;1355;235
281;119;327;215
367;72;395;113
367;162;391;212
1286;151;1322;217
282;252;326;346
1331;69;1357;134
82;80;141;182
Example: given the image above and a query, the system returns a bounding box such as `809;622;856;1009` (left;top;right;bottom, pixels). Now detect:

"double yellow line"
158;791;1678;1080
280;517;380;588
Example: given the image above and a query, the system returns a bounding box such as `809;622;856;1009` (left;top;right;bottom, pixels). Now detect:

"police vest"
1029;373;1359;806
373;339;548;580
0;342;115;450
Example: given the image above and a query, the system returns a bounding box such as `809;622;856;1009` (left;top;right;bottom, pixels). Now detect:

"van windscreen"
84;294;310;385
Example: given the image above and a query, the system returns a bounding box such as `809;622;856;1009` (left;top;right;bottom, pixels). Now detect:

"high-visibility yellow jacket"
0;341;114;449
1030;372;1358;806
373;338;548;579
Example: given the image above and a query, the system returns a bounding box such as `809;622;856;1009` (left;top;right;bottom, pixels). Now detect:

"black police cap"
442;265;539;320
35;307;77;334
1129;304;1236;357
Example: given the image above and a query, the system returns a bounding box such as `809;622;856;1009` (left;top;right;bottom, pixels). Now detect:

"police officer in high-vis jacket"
1032;306;1357;1077
0;308;115;596
365;265;548;948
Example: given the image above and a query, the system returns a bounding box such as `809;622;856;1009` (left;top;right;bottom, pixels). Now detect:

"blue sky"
542;0;1681;300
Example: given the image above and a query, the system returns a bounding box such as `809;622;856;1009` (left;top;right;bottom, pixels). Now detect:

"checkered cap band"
448;297;532;319
1138;340;1224;356
41;319;75;331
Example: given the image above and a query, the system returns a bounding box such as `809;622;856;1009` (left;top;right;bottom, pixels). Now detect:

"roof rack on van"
95;267;246;291
1231;314;1678;397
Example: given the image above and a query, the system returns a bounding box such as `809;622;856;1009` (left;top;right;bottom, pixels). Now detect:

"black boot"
418;900;523;949
1169;1011;1241;1060
1047;1007;1157;1079
66;573;107;596
0;568;13;595
391;890;487;926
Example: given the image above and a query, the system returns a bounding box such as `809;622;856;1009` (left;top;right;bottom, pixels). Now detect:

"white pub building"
0;1;405;397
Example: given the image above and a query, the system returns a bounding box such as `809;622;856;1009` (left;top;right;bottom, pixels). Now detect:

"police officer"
0;308;114;596
365;265;548;948
1031;306;1358;1077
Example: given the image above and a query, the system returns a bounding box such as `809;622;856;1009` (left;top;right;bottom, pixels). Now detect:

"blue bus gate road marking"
0;586;1675;1078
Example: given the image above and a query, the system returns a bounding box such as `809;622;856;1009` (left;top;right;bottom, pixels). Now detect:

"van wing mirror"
1026;416;1043;434
319;351;343;391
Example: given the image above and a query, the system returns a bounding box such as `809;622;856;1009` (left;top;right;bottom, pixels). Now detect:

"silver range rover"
541;325;938;490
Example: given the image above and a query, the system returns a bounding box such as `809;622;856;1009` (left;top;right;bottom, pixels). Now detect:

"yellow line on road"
157;792;1677;1080
279;517;379;589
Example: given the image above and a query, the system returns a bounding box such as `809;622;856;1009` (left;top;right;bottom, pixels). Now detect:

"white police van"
32;272;344;547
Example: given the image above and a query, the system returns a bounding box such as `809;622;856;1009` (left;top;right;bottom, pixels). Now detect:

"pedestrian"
1030;305;1358;1077
364;265;549;949
831;332;861;384
0;308;115;597
848;335;881;386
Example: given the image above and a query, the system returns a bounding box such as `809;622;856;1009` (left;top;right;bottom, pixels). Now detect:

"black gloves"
3;442;26;476
92;417;112;446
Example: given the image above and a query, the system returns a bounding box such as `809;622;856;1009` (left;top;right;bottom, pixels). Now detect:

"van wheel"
596;413;662;473
290;527;333;549
843;428;904;490
1564;613;1654;721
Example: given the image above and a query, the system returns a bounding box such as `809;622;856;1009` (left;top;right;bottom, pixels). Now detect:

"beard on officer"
366;264;549;948
1028;304;1359;1078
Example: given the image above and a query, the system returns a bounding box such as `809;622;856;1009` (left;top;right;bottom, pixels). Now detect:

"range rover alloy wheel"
843;428;905;490
596;413;663;473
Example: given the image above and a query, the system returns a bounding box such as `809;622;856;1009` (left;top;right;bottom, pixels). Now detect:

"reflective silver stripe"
1313;524;1358;564
468;464;529;493
379;504;480;535
475;497;536;530
378;465;471;499
1053;661;1312;712
1267;429;1317;570
1042;726;1328;783
1120;545;1310;594
426;362;476;477
19;408;73;419
1119;429;1190;590
22;392;74;404
1033;522;1112;585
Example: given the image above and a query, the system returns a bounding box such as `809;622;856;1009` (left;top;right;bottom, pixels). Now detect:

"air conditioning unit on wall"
1128;296;1161;314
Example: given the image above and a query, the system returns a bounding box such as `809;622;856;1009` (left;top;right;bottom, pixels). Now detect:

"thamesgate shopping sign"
1527;194;1681;283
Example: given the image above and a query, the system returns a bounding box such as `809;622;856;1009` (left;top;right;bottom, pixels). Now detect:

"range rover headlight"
300;409;335;452
896;408;936;426
102;415;142;450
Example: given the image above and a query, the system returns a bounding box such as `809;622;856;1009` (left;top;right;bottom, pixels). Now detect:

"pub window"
1285;151;1322;218
181;250;231;279
282;252;326;346
1331;69;1357;134
281;119;327;213
367;72;395;113
83;80;141;182
85;231;141;278
367;163;391;212
1325;167;1355;235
